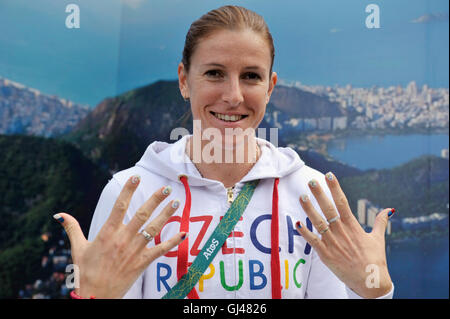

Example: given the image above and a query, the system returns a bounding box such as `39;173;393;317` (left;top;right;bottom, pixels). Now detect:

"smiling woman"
55;5;395;300
178;7;277;187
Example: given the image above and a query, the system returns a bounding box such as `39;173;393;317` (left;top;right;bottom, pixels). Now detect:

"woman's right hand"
54;175;185;299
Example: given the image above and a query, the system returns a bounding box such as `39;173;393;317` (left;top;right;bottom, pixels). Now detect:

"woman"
54;5;394;299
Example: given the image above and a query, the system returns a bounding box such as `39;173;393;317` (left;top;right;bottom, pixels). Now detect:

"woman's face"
178;28;277;142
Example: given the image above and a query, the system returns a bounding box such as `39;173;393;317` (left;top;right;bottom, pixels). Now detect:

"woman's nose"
222;77;244;107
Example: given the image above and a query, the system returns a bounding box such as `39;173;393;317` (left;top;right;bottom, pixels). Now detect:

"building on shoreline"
357;199;449;234
357;199;391;235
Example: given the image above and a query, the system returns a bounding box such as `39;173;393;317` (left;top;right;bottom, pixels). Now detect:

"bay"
387;237;449;299
327;134;449;170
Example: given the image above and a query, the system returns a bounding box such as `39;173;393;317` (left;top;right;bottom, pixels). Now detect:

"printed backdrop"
0;0;448;299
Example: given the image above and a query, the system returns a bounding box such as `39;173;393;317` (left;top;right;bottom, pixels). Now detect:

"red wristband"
70;290;96;299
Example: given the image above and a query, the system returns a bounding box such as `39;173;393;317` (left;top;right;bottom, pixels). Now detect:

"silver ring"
327;215;340;224
140;230;153;242
319;226;329;234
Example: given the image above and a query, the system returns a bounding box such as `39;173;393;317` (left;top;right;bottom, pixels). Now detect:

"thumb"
53;212;87;252
372;208;395;238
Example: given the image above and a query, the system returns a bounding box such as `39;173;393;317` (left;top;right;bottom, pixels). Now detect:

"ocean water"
327;134;449;170
387;236;449;299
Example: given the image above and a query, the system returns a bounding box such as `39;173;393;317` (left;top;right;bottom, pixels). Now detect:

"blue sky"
1;0;448;106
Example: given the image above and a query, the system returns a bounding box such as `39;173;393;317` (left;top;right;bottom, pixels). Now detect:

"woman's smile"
209;111;250;128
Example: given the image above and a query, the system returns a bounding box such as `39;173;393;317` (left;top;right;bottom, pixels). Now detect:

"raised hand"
54;175;186;299
295;172;394;298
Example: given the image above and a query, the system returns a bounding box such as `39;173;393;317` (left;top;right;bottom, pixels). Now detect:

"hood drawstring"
177;175;200;299
271;177;282;299
177;175;281;299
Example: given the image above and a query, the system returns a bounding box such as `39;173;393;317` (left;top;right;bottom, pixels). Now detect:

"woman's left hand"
295;172;394;298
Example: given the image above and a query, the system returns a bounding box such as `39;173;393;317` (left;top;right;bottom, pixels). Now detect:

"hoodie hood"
135;134;304;187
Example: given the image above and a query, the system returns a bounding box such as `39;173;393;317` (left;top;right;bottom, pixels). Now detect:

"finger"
53;212;87;254
126;184;173;235
142;232;188;265
372;208;395;238
323;172;359;227
105;175;141;229
307;178;341;227
299;193;331;237
135;199;181;249
295;220;326;252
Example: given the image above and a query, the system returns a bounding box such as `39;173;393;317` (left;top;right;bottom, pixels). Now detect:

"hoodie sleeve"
87;177;144;299
305;248;394;299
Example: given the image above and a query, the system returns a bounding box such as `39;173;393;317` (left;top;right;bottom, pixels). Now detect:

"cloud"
411;13;449;24
121;0;145;9
329;28;342;34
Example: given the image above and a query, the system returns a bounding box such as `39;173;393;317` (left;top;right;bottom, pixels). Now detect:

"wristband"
70;290;96;299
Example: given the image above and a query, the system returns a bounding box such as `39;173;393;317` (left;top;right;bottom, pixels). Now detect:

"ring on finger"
140;229;154;242
318;226;329;234
327;215;340;224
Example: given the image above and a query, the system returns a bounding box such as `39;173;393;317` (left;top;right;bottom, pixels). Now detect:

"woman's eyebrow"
243;66;264;71
202;63;225;68
202;63;264;71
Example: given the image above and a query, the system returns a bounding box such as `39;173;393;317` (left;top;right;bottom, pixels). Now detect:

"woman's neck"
185;135;261;188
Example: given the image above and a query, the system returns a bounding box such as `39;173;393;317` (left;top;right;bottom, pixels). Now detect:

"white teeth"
213;112;244;122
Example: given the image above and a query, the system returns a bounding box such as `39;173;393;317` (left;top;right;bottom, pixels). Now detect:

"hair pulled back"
182;5;275;77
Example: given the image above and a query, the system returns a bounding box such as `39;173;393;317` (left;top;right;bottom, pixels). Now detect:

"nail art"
181;233;188;240
162;186;172;195
172;199;180;209
296;221;302;229
131;175;140;184
300;194;309;203
308;180;317;188
326;172;334;181
53;213;64;223
388;208;396;218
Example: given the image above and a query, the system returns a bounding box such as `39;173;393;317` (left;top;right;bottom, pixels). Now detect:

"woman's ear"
266;71;277;104
178;62;189;100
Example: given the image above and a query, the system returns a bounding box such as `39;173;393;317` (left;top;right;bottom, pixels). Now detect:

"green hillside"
340;155;449;218
0;134;109;298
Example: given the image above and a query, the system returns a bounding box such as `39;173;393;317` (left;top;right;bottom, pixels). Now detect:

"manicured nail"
300;194;309;203
326;172;334;181
308;180;317;188
296;221;302;229
181;232;188;240
131;175;140;184
53;213;64;223
172;199;180;209
388;208;396;218
162;186;172;195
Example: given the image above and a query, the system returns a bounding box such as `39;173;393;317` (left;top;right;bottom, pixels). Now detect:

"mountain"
62;80;192;173
270;85;344;118
339;155;449;218
264;86;347;133
62;80;347;173
0;134;109;298
0;77;90;137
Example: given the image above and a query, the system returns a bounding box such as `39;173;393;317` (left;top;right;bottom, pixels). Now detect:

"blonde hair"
182;5;275;78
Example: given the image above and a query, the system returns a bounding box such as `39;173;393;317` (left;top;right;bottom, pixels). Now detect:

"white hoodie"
88;134;394;299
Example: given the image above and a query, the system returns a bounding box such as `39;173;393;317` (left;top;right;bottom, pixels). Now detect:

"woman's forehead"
191;29;271;69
